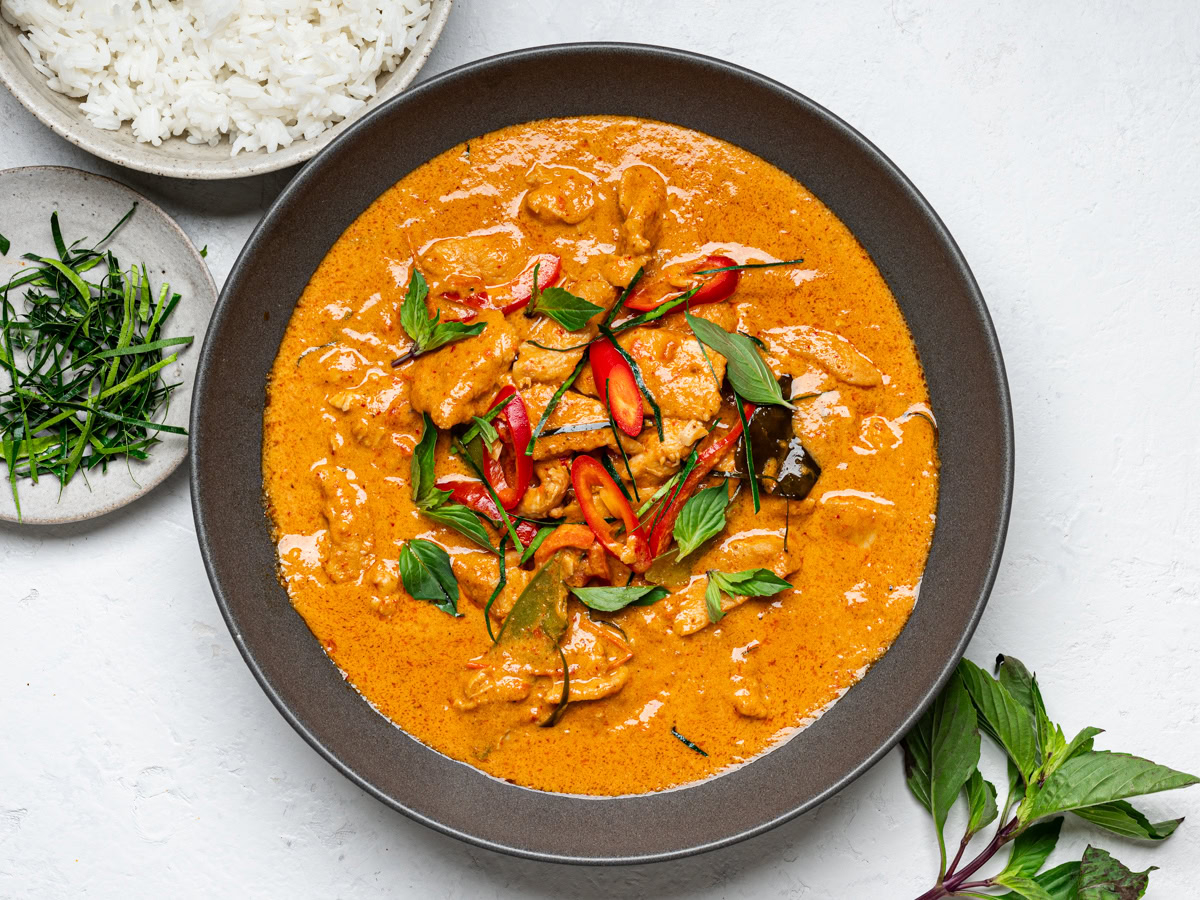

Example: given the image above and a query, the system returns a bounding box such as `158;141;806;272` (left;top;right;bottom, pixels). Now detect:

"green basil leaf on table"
995;862;1082;900
1071;799;1182;842
959;657;1040;783
1076;845;1155;900
964;768;999;837
0;233;9;256
1024;751;1199;821
997;817;1063;881
672;484;730;558
685;312;792;408
398;538;460;617
570;584;669;612
991;872;1056;900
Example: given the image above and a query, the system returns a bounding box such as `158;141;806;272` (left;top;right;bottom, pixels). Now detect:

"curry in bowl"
262;115;938;796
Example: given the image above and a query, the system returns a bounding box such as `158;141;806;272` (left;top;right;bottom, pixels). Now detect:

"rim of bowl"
0;0;453;180
191;42;1014;864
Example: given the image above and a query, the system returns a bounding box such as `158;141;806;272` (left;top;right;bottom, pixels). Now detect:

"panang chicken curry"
263;116;938;795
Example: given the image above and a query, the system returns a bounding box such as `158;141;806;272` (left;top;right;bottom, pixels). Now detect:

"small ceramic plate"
0;166;216;524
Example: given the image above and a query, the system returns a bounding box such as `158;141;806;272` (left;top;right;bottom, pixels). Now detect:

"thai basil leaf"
470;415;500;447
1076;845;1154;900
423;504;496;553
995;862;1081;900
959;658;1040;782
1025;751;1199;821
411;412;450;509
965;768;999;837
708;568;792;597
398;269;485;360
398;539;460;616
998;817;1063;880
1046;726;1104;779
570;584;669;612
992;873;1055;900
704;577;724;623
518;525;556;565
673;484;730;558
0;233;9;256
1072;800;1182;841
685;313;791;408
531;286;603;331
901;672;980;870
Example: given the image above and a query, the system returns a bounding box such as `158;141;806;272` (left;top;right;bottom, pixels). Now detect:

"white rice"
2;0;431;156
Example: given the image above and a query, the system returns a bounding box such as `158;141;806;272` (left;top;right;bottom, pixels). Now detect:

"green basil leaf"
901;672;980;868
992;873;1055;900
570;584;669;612
422;503;496;554
424;318;487;352
704;577;724;623
470;415;500;448
996;654;1038;715
965;768;999;837
518;525;556;565
995;862;1082;900
1076;845;1154;900
398;538;460;616
999;817;1063;880
0;233;9;256
399;269;433;350
1072;800;1182;842
673;485;730;558
709;568;792;597
959;658;1040;783
411;412;450;510
1025;751;1199;821
532;286;603;332
685;313;791;408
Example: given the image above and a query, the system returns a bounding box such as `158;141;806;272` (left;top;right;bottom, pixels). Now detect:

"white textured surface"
2;1;1198;896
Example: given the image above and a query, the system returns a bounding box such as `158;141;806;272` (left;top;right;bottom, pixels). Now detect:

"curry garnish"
902;655;1197;900
539;646;571;728
597;324;664;440
451;434;522;549
570;584;669;612
692;257;805;275
733;393;761;513
670;726;708;757
686;313;791;408
398;538;461;617
704;569;792;623
526;351;588;455
525;262;603;331
483;536;509;642
672;484;731;559
411;413;497;552
393;270;485;366
0;207;193;518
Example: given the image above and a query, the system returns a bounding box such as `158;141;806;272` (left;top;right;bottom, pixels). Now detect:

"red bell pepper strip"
623;254;740;313
435;475;540;547
499;254;562;314
647;401;755;557
571;455;651;572
589;338;643;437
532;523;596;566
481;386;534;509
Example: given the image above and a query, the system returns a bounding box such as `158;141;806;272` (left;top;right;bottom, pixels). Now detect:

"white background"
2;1;1199;896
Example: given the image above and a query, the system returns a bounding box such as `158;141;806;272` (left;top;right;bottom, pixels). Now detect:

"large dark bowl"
191;43;1012;864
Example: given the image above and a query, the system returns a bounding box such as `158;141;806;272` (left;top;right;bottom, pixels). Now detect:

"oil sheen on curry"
263;116;938;796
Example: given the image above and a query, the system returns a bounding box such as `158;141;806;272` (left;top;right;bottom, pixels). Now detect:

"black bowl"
191;43;1012;864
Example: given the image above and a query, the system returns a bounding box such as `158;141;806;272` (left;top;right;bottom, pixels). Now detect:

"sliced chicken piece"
512;316;595;387
627;418;709;484
418;226;525;285
450;547;503;608
791;389;858;469
539;612;633;706
522;383;643;460
486;567;535;623
617;165;668;255
759;324;882;388
524;163;597;224
578;326;726;421
517;460;572;518
327;377;416;449
732;674;771;718
408;310;518;428
314;464;373;583
811;489;896;549
457;667;535;711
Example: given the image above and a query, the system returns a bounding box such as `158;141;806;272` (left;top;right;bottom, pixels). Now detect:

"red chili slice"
571;455;651;572
434;475;539;547
481;386;533;509
499;254;562;314
589;338;643;437
623;254;740;313
647;401;755;557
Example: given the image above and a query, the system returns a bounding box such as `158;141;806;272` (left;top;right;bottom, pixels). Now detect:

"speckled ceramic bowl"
191;44;1013;864
0;1;452;180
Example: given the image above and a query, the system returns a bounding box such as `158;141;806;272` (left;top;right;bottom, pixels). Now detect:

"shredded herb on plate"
0;207;194;519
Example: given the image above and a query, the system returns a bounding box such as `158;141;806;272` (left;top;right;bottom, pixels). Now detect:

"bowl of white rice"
0;0;452;180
